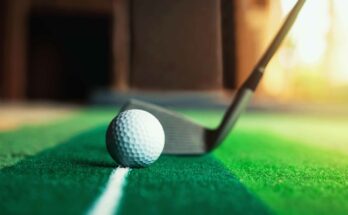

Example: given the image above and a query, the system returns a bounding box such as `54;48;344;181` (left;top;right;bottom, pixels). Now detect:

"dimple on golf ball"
106;109;165;168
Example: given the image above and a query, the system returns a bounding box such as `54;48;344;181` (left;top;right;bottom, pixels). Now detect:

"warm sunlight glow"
263;0;348;102
329;0;348;84
281;0;330;65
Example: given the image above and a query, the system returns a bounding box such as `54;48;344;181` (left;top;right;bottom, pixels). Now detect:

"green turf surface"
215;126;348;215
0;109;115;169
0;108;348;215
120;156;271;215
0;125;113;215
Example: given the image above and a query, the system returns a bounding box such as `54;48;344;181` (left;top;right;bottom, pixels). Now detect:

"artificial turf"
215;124;348;215
0;125;112;215
0;109;115;169
0;108;347;215
120;156;271;215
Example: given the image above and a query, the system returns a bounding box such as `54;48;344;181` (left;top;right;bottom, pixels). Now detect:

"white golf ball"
106;109;165;168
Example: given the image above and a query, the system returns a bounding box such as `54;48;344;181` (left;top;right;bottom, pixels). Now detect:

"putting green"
0;108;347;215
215;116;348;215
0;109;114;169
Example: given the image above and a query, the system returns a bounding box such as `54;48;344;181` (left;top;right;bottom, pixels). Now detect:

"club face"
120;99;215;155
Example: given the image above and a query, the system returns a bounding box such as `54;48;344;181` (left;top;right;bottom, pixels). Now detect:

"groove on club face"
121;99;215;154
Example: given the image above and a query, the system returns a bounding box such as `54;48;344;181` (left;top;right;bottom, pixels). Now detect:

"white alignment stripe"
87;167;130;215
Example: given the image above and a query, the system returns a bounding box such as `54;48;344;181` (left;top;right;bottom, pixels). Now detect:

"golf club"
121;0;306;154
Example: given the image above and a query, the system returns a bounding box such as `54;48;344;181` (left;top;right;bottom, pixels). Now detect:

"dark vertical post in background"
3;0;30;100
112;0;131;91
221;0;237;89
0;0;6;98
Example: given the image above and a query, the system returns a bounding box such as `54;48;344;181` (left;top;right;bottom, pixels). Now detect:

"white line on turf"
87;167;130;215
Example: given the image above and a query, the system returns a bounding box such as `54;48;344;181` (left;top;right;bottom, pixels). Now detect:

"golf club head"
120;99;215;155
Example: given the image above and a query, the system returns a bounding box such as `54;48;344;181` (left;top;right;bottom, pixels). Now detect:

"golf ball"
106;109;165;168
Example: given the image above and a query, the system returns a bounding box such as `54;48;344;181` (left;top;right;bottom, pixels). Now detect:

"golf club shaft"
214;0;306;144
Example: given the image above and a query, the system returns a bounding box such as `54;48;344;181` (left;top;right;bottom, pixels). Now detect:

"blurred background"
0;0;347;107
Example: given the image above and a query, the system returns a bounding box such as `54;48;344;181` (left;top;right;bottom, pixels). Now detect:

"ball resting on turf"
106;109;165;168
